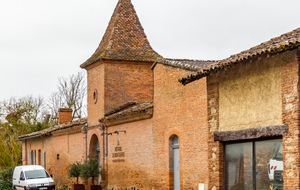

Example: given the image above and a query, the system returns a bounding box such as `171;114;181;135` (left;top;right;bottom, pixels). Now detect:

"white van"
13;165;55;190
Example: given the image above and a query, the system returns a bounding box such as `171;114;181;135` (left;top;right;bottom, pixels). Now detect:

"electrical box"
199;183;208;190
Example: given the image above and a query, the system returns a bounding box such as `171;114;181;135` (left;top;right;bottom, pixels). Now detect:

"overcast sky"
1;0;300;102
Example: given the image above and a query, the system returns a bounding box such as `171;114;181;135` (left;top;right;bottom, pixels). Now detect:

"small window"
56;153;60;160
43;151;46;168
29;150;32;165
20;171;25;181
38;150;41;165
33;150;36;165
93;89;98;104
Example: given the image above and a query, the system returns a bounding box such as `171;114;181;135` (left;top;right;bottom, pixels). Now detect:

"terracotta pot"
71;184;85;190
85;185;102;190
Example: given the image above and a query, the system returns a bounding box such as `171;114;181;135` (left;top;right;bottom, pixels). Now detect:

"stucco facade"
209;53;284;131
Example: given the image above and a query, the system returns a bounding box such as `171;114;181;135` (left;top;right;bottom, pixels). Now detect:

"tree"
80;159;100;185
48;71;86;125
68;161;82;184
0;96;49;169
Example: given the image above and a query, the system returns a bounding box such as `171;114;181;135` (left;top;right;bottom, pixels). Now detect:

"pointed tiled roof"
81;0;161;68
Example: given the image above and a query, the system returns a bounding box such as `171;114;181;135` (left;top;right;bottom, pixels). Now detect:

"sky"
1;0;300;102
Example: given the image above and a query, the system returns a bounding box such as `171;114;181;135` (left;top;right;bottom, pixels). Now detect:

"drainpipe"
100;121;108;187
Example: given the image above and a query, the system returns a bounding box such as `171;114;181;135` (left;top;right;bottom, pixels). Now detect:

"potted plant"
67;161;85;190
80;159;102;190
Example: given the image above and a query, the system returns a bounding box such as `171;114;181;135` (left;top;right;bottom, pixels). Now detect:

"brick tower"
81;0;161;126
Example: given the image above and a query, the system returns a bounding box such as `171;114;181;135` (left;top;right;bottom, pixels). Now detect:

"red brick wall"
22;128;86;187
86;119;154;189
58;108;72;124
104;60;153;112
86;62;105;126
85;60;153;126
281;49;300;190
153;64;209;189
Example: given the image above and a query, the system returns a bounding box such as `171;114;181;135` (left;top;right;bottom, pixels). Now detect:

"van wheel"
13;186;16;190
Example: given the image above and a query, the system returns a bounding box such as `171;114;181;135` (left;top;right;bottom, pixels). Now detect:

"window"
29;150;32;165
29;150;36;165
225;139;283;190
20;171;25;180
43;151;46;169
25;169;50;180
38;150;41;165
33;150;36;165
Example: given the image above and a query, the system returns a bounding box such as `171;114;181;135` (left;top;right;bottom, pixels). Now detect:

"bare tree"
48;71;87;124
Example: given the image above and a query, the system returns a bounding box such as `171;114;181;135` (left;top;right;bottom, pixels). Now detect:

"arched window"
170;135;180;190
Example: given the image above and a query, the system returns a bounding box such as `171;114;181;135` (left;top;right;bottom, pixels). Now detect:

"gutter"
17;134;41;141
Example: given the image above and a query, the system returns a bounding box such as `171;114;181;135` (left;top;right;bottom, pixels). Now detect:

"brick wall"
205;49;300;190
22;127;86;187
153;64;209;189
281;49;300;189
207;82;224;190
86;61;105;126
87;119;154;189
104;61;153;113
85;60;153;126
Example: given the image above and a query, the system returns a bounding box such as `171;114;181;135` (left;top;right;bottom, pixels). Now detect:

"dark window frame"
224;137;282;190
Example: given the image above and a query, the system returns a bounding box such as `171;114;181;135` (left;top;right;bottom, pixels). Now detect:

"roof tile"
81;0;161;68
180;28;300;85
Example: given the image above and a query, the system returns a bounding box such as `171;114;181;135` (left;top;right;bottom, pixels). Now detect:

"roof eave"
179;43;300;85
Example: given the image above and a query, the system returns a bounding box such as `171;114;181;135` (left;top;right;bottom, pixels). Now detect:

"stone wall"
281;49;300;189
207;82;224;190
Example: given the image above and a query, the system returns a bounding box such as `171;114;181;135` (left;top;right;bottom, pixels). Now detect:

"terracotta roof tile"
179;28;300;85
156;58;217;71
81;0;161;68
18;118;87;140
99;101;153;122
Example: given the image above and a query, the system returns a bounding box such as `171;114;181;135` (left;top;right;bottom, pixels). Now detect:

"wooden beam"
214;125;288;141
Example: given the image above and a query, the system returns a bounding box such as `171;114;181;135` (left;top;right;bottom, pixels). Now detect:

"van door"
18;171;27;190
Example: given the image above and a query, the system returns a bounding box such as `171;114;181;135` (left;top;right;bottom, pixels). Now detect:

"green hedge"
0;180;12;190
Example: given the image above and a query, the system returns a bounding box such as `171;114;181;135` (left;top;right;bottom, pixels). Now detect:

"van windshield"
25;170;50;180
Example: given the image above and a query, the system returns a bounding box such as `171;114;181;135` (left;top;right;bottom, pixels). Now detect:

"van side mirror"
50;174;53;178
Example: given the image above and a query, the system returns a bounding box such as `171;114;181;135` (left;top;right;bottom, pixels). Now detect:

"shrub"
0;179;12;189
55;185;70;190
0;167;13;189
67;161;82;184
0;167;13;180
80;159;101;185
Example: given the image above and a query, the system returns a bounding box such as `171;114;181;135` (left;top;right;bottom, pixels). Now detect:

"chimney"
58;108;73;124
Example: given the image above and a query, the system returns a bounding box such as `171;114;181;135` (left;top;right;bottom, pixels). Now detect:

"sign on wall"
112;138;125;162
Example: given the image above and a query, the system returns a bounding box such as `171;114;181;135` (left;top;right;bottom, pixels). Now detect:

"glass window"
225;139;283;190
225;142;253;190
20;171;25;180
25;169;50;180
